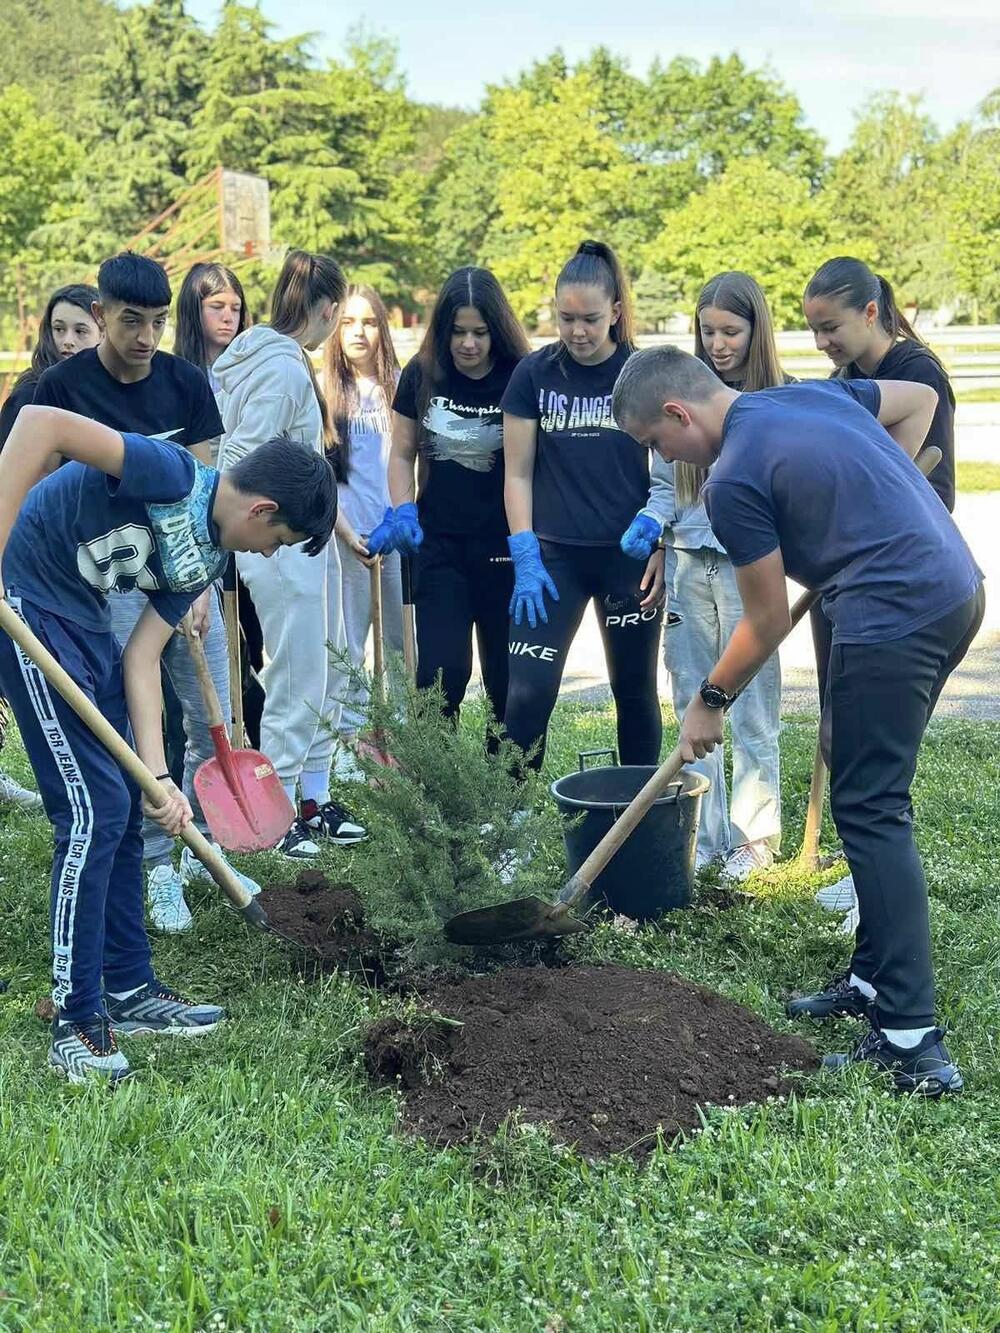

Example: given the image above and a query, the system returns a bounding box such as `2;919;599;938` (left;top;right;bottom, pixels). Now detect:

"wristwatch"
699;677;733;710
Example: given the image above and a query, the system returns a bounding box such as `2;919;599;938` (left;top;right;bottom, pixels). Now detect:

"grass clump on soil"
0;704;999;1328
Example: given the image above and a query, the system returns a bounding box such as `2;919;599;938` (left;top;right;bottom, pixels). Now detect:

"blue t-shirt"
3;432;228;632
702;379;982;644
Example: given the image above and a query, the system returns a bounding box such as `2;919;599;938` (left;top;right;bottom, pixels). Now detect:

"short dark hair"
97;252;172;309
227;437;337;557
612;346;721;430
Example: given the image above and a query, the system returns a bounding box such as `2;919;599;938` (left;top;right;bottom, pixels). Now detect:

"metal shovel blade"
444;896;589;945
194;745;294;853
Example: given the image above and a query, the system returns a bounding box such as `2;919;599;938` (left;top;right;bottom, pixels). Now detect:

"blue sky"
185;0;999;151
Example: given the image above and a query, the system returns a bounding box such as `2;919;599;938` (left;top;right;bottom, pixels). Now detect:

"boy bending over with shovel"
0;406;336;1083
612;347;983;1096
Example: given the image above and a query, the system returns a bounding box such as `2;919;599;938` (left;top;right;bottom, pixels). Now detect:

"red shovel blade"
194;737;294;853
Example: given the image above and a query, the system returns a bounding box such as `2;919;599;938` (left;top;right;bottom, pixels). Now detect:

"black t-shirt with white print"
501;341;649;546
32;347;223;450
393;356;514;538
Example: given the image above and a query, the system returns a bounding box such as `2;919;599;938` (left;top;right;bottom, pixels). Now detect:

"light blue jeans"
109;587;230;867
664;547;782;861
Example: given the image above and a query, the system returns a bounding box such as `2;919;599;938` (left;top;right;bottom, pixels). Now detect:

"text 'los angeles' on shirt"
392;355;515;539
501;341;651;547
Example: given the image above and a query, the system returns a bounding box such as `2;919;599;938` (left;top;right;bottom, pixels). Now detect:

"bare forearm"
122;651;169;775
708;611;789;696
387;443;417;506
504;474;533;534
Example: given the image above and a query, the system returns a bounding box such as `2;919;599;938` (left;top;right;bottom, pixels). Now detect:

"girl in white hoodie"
216;251;365;858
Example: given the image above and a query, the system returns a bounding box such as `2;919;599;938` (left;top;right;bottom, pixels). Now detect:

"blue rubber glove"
508;531;559;628
366;506;400;555
620;510;662;561
393;502;424;555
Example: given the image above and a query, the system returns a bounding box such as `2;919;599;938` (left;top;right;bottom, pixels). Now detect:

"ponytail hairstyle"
324;284;400;483
678;270;787;506
413;266;530;446
174;262;248;373
270;249;348;447
804;256;937;357
555;239;636;352
14;283;100;391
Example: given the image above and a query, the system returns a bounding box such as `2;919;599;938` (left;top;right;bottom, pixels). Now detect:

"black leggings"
504;541;663;771
414;531;512;732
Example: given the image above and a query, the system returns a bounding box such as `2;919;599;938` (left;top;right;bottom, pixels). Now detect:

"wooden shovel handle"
0;600;264;922
180;612;226;729
370;557;385;700
401;555;417;682
222;559;245;747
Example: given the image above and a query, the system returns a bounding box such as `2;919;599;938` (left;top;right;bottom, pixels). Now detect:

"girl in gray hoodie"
216;251;365;858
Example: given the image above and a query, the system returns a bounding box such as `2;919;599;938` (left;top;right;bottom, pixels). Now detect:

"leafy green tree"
645;157;841;328
946;92;1000;318
0;0;116;93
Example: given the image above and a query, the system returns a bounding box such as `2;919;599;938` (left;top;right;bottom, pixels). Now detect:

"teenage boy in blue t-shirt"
0;405;336;1084
613;346;984;1097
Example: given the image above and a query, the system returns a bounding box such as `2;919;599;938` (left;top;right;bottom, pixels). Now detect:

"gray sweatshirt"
215;325;323;470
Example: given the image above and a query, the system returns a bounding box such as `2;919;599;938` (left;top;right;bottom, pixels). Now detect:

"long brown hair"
270;249;347;447
678;271;785;508
174;262;249;373
14;284;100;391
804;256;933;350
324;285;400;482
556;239;636;349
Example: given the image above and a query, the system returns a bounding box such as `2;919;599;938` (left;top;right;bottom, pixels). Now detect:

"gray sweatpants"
109;586;230;867
664;547;782;861
236;539;346;788
336;538;404;736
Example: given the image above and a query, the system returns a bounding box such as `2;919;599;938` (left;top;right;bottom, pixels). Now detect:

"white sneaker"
333;742;366;784
815;873;858;914
146;864;193;933
179;844;261;898
840;903;861;936
0;769;44;813
722;841;774;883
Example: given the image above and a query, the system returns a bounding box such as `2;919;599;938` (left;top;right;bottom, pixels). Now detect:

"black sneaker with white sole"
300;798;367;846
823;1024;964;1097
785;971;873;1021
274;817;321;860
105;981;225;1037
49;1013;132;1084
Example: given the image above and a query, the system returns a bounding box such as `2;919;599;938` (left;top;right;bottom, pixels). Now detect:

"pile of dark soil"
257;869;384;984
365;964;818;1157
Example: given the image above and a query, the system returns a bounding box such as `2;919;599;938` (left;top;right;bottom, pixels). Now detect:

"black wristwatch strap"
699;677;733;710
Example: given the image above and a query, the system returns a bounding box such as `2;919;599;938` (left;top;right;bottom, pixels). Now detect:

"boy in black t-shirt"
32;254;261;930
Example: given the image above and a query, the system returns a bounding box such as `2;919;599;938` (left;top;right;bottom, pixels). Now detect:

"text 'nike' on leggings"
504;541;663;771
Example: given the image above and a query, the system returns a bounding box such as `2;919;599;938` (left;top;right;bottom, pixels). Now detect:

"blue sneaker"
49;1012;132;1084
823;1024;963;1097
105;981;225;1037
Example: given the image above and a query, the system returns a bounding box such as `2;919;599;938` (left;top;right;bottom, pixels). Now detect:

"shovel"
222;557;245;748
354;557;400;770
445;445;944;947
401;555;417;683
180;613;295;852
0;600;268;931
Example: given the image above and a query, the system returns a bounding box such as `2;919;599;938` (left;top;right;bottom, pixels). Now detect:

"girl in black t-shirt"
368;267;530;736
502;241;670;771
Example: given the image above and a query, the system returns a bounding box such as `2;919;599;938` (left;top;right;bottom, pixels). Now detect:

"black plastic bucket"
550;750;710;921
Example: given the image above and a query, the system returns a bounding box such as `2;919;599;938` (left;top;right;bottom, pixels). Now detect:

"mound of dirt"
366;964;818;1157
257;869;384;984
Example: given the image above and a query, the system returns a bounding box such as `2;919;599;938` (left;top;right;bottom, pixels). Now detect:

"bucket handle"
610;781;684;820
578;748;619;771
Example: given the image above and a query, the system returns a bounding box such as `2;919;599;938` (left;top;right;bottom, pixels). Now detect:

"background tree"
946;91;1000;320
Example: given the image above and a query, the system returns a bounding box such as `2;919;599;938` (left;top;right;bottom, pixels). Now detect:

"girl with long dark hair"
216;250;365;857
174;262;248;395
646;271;786;878
368;267;530;736
501;240;671;771
324;285;402;746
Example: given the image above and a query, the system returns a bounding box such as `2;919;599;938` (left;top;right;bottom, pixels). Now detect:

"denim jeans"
337;540;403;736
109;586;231;867
664;547;782;861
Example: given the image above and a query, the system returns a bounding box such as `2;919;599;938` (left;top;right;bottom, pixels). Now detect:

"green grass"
957;461;1000;493
953;386;1000;404
2;706;1000;1330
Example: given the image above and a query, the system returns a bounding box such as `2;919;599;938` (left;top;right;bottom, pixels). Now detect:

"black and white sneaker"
785;971;873;1021
49;1012;132;1084
105;981;225;1037
299;798;367;846
274;817;321;860
823;1024;964;1097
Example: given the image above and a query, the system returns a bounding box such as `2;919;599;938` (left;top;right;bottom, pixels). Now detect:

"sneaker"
146;864;192;933
48;1012;131;1084
0;769;44;813
815;873;858;913
105;981;225;1037
333;742;366;784
722;841;774;883
823;1024;964;1097
274;817;321;860
785;971;874;1021
300;798;367;846
179;844;261;898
